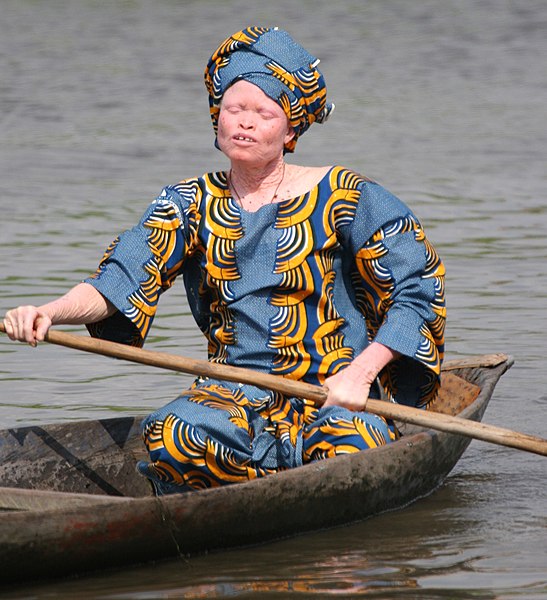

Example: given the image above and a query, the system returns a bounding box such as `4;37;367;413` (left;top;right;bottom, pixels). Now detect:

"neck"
228;161;287;210
229;160;285;193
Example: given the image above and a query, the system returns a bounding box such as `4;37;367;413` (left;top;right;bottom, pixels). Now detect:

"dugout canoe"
0;353;512;585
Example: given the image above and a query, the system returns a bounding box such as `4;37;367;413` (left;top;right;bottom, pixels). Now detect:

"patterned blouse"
85;166;445;408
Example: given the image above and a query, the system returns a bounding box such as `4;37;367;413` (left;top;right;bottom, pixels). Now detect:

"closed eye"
258;109;277;119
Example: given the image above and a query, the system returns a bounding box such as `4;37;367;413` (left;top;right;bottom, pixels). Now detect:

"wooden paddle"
1;324;546;456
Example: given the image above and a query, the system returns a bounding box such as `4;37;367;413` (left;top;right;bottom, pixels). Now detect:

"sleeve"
347;181;446;408
83;185;194;347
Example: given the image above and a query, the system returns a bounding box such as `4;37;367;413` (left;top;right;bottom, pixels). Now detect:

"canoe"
0;353;512;585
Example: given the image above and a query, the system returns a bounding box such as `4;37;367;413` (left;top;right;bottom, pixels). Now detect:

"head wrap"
204;26;334;153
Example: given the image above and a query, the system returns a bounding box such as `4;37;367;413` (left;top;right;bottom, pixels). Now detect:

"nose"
238;111;255;129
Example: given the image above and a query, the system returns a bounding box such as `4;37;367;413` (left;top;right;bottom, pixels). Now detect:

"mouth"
233;134;256;143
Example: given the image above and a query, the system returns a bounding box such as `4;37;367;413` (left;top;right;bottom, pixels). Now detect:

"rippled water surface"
1;0;546;597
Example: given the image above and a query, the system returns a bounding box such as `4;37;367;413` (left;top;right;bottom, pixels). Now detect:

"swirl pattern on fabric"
85;167;445;407
138;381;398;492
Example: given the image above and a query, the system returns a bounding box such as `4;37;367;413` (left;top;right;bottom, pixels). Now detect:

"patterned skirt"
137;378;397;495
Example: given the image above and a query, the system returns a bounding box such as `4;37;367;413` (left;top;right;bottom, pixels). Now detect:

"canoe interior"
0;415;152;501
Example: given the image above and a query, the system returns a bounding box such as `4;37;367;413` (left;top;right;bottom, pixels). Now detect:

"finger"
5;313;24;342
18;311;37;345
34;316;51;343
15;307;40;345
322;384;343;408
2;317;16;341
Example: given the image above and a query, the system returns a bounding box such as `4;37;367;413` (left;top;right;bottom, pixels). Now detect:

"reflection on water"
1;0;546;597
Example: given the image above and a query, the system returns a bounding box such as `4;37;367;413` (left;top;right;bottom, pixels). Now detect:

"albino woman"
3;27;445;495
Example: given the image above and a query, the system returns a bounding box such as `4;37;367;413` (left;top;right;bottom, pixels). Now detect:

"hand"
322;342;399;412
2;306;53;347
322;363;374;412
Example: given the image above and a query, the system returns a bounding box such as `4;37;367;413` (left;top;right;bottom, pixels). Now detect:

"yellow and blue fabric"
85;167;445;493
204;26;334;153
137;379;397;493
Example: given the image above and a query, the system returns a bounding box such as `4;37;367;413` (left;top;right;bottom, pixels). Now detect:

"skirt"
137;378;397;495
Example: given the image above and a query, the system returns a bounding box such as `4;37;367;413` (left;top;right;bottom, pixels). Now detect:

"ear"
285;126;296;144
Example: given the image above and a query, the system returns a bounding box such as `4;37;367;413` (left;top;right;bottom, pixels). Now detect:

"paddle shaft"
1;324;546;456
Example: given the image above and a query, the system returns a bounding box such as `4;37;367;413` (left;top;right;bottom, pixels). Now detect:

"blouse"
85;166;445;408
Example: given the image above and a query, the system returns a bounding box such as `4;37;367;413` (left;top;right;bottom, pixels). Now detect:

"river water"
1;0;546;597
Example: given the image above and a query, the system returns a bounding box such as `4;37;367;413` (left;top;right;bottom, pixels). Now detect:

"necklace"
229;163;286;208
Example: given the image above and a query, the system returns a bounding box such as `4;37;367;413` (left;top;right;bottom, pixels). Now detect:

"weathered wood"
0;486;131;512
0;357;513;584
442;353;510;370
0;416;152;497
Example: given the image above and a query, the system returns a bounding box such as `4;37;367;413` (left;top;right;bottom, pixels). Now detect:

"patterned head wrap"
204;26;334;153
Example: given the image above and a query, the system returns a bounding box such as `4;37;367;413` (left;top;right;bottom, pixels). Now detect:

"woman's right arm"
2;282;115;347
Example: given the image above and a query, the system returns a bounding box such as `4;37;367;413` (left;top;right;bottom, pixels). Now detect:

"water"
1;0;546;597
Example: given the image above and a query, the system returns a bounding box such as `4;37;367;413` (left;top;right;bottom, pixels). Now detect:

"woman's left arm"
326;178;446;411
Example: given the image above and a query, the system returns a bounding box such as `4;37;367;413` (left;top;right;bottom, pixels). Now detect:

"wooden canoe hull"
0;356;512;584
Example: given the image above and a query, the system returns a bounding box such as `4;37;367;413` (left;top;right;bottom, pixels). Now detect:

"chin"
224;148;264;165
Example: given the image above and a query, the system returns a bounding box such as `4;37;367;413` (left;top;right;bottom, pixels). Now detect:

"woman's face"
217;80;294;167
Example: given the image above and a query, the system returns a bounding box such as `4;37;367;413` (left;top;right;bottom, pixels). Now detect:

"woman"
3;27;445;494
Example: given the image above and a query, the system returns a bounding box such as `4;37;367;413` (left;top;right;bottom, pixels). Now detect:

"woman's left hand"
322;342;400;412
323;363;374;411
